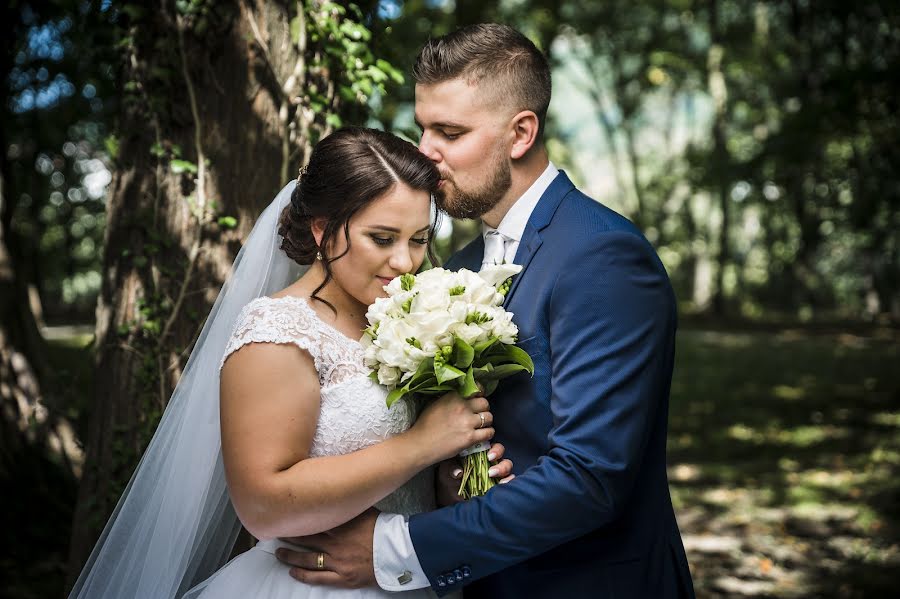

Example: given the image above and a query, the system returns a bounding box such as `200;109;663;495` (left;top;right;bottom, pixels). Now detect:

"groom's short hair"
413;23;551;139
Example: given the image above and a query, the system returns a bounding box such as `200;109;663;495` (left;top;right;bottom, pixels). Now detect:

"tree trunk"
67;0;347;577
707;0;731;316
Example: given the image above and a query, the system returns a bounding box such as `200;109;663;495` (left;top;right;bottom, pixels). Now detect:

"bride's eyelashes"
368;234;429;247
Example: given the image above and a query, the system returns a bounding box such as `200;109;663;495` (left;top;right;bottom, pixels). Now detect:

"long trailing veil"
70;181;305;598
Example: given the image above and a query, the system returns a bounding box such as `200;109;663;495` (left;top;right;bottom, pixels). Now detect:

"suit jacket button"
453;568;463;581
436;575;446;587
462;565;472;578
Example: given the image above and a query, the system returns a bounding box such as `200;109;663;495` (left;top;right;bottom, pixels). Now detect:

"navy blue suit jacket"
407;172;695;598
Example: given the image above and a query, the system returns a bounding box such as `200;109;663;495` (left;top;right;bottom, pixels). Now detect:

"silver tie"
481;229;508;270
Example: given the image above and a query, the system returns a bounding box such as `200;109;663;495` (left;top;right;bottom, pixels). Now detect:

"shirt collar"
482;161;559;242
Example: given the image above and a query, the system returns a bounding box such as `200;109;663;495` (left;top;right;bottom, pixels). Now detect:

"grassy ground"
4;326;898;597
669;328;900;598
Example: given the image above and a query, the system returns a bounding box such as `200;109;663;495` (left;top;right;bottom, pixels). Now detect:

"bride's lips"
376;276;393;286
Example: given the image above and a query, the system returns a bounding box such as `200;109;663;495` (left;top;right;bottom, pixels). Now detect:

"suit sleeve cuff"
373;512;430;591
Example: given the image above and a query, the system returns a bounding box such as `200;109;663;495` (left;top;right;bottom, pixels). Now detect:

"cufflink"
397;571;412;585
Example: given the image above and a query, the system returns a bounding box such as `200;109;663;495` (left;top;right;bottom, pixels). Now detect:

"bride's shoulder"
221;296;324;370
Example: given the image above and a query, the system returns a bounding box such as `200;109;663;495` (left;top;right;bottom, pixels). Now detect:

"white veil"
70;181;305;598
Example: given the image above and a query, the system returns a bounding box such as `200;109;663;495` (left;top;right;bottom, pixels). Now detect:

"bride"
70;127;510;598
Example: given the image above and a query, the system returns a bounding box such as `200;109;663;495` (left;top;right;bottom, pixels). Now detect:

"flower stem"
458;450;496;499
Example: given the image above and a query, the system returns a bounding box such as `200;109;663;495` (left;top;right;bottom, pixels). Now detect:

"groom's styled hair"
413;23;551;139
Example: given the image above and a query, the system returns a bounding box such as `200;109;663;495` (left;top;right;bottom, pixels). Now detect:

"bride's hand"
409;391;494;464
436;442;515;506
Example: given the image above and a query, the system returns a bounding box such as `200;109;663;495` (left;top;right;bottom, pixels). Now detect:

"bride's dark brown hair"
278;127;441;309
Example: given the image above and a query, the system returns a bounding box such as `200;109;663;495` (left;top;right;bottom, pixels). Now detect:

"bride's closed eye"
369;234;429;247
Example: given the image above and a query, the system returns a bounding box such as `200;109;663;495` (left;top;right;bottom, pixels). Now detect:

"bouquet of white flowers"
362;265;534;498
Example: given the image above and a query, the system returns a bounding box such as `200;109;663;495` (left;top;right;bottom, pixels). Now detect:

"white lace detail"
221;296;434;517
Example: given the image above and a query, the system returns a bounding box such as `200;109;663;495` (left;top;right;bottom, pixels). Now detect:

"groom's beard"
436;147;511;220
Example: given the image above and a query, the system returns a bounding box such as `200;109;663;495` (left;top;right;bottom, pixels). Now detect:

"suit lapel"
503;223;541;307
503;171;574;307
444;231;484;273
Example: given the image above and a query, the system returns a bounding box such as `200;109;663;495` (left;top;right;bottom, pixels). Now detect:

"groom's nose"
418;133;441;163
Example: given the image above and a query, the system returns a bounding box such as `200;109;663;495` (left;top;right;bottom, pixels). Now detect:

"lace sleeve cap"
220;298;322;371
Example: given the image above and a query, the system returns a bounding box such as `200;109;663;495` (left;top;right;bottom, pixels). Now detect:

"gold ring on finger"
478;413;486;429
317;552;325;570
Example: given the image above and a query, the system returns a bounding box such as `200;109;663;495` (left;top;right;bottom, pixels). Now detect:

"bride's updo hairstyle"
278;127;441;306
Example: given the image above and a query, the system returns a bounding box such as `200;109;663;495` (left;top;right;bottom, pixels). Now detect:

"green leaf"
400;273;416;291
451;337;475;369
476;363;530;381
482;379;499;396
386;387;407;408
435;362;465;385
105;135;120;160
170;159;198;174
473;337;499;358
217;216;238;229
460;366;480;398
504;344;535;375
325;113;343;128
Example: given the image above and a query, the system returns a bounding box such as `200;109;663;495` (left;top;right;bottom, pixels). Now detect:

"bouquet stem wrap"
362;267;534;498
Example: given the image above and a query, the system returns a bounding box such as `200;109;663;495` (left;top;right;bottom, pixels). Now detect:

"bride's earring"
316;250;322;261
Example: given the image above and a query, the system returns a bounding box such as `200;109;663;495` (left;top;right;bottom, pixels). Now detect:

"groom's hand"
436;442;515;506
276;508;379;589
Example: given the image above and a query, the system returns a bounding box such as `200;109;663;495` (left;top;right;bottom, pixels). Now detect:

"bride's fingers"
499;474;516;484
486;442;505;461
488;458;512;479
474;410;494;430
465;396;489;414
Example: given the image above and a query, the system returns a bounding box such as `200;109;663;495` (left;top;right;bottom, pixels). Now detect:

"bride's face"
323;182;432;308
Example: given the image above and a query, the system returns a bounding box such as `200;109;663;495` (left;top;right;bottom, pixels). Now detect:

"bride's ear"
310;217;328;247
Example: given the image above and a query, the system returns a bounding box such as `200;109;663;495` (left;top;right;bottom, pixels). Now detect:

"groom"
278;23;695;598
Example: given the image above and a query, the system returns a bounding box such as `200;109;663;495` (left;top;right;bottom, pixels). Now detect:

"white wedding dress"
184;295;439;599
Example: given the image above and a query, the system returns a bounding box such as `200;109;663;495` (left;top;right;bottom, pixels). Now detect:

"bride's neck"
294;263;367;327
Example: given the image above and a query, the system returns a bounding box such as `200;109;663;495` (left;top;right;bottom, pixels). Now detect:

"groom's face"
415;78;513;219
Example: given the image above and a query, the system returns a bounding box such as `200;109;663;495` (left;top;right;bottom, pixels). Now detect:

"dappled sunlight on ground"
669;328;900;598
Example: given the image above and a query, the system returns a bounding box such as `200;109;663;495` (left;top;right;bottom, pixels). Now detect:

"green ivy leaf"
170;159;198;174
217;216;238;229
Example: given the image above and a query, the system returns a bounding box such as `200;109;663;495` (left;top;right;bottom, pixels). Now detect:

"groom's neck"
482;146;549;228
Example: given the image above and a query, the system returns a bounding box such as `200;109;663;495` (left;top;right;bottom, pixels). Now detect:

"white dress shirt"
373;162;559;591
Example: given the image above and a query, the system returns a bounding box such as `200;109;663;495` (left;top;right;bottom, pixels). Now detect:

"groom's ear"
509;110;540;160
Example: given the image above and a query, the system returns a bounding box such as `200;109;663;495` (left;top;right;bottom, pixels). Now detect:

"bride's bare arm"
220;342;494;540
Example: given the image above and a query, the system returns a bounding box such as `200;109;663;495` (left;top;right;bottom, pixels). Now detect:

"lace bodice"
222;296;434;516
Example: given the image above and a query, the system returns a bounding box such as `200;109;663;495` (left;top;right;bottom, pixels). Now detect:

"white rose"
377;364;400;387
408;311;455;352
411;284;451;313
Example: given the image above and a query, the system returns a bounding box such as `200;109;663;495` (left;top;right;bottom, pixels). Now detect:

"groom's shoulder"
555;184;642;238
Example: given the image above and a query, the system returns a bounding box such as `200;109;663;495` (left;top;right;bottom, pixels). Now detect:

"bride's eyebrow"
368;225;431;233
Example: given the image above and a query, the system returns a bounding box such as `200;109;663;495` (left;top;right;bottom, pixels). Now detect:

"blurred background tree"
2;0;898;597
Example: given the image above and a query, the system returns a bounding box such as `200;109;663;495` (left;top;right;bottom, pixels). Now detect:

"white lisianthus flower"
479;263;522;287
450;322;490;346
487;308;518;344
